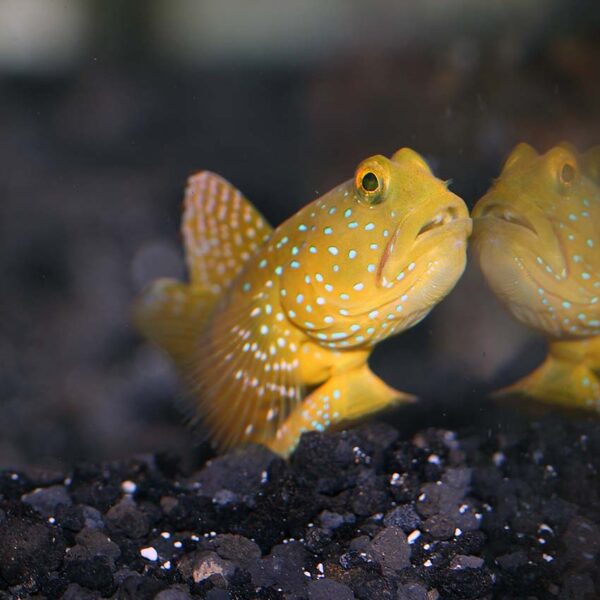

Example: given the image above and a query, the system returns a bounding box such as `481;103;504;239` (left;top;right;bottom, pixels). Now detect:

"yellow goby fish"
472;143;600;408
134;149;471;456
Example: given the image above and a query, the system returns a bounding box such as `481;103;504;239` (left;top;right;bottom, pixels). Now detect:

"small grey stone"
397;582;429;600
105;496;150;539
213;534;261;569
452;507;480;533
416;482;464;518
188;444;278;500
308;578;355;600
22;485;72;517
249;541;308;595
319;510;345;531
368;526;411;572
496;550;527;570
349;535;371;552
383;505;421;532
213;489;239;506
305;527;332;553
449;554;484;570
75;527;121;565
61;583;101;599
81;505;104;530
0;518;65;585
423;514;454;540
442;468;471;491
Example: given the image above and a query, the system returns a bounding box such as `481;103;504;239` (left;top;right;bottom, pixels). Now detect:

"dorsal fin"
182;172;273;293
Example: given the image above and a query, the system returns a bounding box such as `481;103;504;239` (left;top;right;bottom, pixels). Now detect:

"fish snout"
472;196;567;279
473;199;538;236
414;189;472;242
417;204;471;239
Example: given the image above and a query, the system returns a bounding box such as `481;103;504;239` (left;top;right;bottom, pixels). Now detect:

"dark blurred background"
0;0;599;468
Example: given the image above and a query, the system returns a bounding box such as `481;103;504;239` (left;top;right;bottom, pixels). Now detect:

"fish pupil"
362;172;379;192
561;163;576;183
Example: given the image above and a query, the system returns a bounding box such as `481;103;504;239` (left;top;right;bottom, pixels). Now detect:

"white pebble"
407;530;421;544
492;452;506;466
538;523;553;534
121;480;137;494
542;553;554;562
140;546;158;561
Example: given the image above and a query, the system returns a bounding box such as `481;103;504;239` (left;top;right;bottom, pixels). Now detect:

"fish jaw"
377;189;471;294
471;227;564;336
472;193;569;288
472;193;600;339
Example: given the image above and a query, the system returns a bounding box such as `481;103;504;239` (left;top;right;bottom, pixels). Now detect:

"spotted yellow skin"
134;148;471;456
472;143;600;408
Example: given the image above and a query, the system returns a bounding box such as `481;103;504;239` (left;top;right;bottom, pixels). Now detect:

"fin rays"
182;172;273;294
181;295;304;451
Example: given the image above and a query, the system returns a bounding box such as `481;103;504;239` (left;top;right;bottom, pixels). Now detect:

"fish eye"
355;159;388;205
560;162;576;184
361;172;380;192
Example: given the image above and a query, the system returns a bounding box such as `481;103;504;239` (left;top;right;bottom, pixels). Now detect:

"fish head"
278;148;471;348
472;143;600;338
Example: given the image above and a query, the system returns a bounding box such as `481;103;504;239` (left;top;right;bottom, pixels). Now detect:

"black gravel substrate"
1;412;599;600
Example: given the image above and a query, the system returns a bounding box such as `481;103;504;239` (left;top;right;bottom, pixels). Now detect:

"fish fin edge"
182;171;273;293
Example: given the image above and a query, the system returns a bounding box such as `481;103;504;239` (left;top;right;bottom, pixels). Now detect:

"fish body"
135;148;471;456
472;143;600;407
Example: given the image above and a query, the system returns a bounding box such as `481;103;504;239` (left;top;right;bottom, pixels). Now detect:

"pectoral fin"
268;365;415;456
492;354;600;410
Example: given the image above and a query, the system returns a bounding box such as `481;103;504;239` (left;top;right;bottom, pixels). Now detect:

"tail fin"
133;279;217;369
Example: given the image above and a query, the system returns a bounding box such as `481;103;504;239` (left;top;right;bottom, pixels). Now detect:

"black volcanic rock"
0;416;599;597
0;517;65;586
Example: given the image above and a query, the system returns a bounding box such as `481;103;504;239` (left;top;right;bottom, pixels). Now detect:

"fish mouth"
473;200;570;286
474;203;538;236
377;206;470;289
416;206;465;238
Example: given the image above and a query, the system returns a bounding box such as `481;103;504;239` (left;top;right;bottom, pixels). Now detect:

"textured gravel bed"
0;413;599;599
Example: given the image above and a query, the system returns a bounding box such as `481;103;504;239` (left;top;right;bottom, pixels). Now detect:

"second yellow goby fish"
472;143;600;408
134;149;471;456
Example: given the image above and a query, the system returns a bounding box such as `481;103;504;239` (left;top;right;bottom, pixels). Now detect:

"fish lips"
472;199;567;279
377;216;471;289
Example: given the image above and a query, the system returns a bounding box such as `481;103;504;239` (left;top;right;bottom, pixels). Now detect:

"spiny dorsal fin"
182;172;273;293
